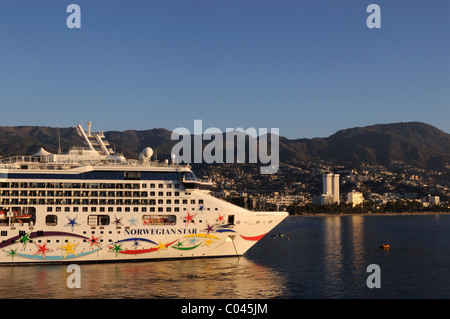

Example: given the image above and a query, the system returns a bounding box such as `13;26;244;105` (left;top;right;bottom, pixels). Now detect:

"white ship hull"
0;195;287;264
0;122;288;264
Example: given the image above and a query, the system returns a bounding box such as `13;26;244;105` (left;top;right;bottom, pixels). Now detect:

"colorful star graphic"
156;240;168;253
113;216;123;226
203;222;216;235
187;236;199;246
19;232;32;249
202;237;215;248
174;240;184;249
132;239;141;249
59;239;79;259
34;242;54;259
65;215;80;231
109;242;124;257
216;214;226;223
183;212;197;227
88;235;102;249
5;248;18;260
128;216;138;227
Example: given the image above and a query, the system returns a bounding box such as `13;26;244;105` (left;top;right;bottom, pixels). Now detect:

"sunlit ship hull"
0;123;288;264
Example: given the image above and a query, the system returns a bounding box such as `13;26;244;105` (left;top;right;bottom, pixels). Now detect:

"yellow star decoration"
59;239;79;259
202;237;215;248
156;240;168;253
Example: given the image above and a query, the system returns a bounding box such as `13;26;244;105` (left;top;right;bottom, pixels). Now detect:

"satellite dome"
139;147;153;160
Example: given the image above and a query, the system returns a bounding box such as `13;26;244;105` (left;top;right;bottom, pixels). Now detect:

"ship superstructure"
0;123;287;264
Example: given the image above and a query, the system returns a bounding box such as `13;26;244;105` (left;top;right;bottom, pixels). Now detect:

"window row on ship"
1;198;204;206
1;190;181;198
0;181;182;190
43;204;211;213
0;171;196;181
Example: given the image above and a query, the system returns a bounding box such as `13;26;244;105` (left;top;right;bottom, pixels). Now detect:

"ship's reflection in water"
0;257;287;299
5;215;450;299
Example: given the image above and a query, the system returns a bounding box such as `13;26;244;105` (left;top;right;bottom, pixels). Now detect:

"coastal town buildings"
201;157;448;213
347;190;364;207
421;195;440;207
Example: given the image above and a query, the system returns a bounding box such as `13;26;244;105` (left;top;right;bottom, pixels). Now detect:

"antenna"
57;128;62;154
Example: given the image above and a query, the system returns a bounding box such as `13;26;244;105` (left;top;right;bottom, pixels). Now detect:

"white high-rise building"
322;173;340;204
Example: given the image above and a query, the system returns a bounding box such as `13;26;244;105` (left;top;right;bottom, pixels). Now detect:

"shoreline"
289;211;450;217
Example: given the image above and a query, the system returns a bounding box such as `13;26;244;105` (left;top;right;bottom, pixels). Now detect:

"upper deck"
0;152;190;172
0;121;187;171
0;122;212;186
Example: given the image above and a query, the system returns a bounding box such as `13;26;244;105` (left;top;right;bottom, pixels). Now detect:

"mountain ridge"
0;121;448;169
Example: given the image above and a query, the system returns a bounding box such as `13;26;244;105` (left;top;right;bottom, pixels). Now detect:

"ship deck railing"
0;155;191;170
182;176;213;185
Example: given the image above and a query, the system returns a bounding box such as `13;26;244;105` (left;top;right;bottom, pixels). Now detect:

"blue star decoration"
199;204;205;211
132;239;141;249
65;215;80;231
188;236;199;246
128;216;138;227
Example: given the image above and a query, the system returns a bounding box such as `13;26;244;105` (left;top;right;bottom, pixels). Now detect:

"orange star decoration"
59;239;79;259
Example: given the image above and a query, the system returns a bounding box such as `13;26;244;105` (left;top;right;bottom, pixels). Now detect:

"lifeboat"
14;211;32;219
16;215;32;219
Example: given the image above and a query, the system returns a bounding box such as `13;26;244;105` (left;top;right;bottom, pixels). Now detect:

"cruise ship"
0;123;288;264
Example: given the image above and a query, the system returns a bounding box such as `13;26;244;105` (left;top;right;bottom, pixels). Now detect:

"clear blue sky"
0;0;449;138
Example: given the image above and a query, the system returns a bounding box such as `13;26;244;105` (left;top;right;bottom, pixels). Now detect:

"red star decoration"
88;235;102;249
183;211;197;227
216;214;225;223
33;242;53;260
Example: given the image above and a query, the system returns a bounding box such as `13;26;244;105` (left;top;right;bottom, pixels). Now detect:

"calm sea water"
2;214;450;299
